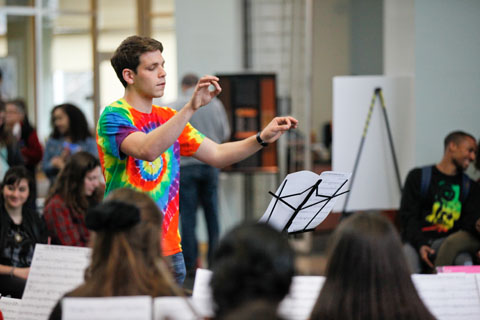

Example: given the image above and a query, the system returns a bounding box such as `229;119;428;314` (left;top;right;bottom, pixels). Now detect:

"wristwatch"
256;132;268;147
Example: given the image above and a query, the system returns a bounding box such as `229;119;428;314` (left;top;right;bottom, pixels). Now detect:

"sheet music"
191;268;215;318
259;171;350;233
278;276;325;320
17;244;91;320
191;269;325;320
412;274;480;320
62;296;151;320
154;297;205;320
0;297;21;320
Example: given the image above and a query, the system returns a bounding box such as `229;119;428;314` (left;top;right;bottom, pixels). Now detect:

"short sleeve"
178;122;205;156
97;106;138;160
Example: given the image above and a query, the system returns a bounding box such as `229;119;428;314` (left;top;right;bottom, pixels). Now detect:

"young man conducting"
96;36;298;284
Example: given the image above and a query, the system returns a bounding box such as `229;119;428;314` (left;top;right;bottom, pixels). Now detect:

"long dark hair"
50;103;92;142
46;151;101;214
69;188;176;297
211;223;295;319
310;212;436;320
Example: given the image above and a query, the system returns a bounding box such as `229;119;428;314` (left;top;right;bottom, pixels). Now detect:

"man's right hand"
187;75;221;110
419;245;435;268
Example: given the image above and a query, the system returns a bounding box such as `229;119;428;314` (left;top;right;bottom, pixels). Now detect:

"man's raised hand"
259;116;298;143
188;75;222;110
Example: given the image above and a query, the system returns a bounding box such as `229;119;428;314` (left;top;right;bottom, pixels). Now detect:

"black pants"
0;274;26;298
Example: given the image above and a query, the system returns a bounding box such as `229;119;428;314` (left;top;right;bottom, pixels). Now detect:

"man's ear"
122;68;135;85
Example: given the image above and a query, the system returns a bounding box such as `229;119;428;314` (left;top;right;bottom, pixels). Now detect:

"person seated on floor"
210;222;295;320
310;212;436;320
0;166;47;298
43;151;103;247
48;188;181;320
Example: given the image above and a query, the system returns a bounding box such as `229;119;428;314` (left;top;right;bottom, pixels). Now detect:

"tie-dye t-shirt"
96;98;204;256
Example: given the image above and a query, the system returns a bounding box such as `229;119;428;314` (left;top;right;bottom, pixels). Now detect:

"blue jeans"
169;252;186;285
179;164;220;272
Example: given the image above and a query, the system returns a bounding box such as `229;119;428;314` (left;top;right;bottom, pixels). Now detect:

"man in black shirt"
400;131;479;273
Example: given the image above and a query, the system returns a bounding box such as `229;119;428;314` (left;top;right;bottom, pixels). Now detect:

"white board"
332;76;415;211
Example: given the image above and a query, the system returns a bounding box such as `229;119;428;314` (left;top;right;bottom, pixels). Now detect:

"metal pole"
341;90;377;215
377;89;403;192
303;0;313;171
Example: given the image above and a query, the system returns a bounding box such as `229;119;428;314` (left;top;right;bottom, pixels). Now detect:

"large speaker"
216;74;277;171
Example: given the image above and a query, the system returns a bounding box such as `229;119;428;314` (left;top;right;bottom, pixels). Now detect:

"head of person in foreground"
310;212;436;320
70;188;177;297
210;222;295;319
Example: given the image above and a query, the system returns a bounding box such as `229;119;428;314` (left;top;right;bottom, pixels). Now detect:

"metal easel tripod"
341;87;402;217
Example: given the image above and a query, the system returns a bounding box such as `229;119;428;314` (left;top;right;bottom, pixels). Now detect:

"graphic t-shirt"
399;166;472;249
96;98;204;256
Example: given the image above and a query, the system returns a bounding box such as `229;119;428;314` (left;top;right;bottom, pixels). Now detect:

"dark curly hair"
211;223;295;319
50;103;92;142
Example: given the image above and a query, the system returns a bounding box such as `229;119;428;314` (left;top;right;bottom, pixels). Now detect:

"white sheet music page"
259;171;350;233
0;297;21;320
62;296;151;320
16;244;91;320
278;276;325;320
154;297;205;320
412;273;480;320
191;268;214;318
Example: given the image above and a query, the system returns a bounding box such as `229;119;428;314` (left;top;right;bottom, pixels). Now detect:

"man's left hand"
259;116;298;143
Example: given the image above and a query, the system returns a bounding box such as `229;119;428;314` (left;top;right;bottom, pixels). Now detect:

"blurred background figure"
43;151;103;247
5;99;43;208
168;73;230;282
0;100;23;180
42;103;98;185
310;212;436;320
211;223;294;319
0;166;47;298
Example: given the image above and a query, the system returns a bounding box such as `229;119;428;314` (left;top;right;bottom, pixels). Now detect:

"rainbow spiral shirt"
96;98;204;256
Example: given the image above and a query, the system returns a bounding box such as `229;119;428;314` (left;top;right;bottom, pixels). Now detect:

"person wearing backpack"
399;131;480;273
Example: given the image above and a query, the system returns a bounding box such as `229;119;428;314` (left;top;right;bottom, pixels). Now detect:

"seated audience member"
210;223;295;319
48;188;179;320
310;212;436;320
399;131;480;272
43;151;102;246
0;166;47;298
435;137;480;266
42;103;98;185
0;100;23;180
5;99;43;208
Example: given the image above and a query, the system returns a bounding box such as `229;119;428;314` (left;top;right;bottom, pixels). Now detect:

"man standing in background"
169;73;230;281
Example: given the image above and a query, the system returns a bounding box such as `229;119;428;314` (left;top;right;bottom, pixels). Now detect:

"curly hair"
50;103;92;142
211;223;295;319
